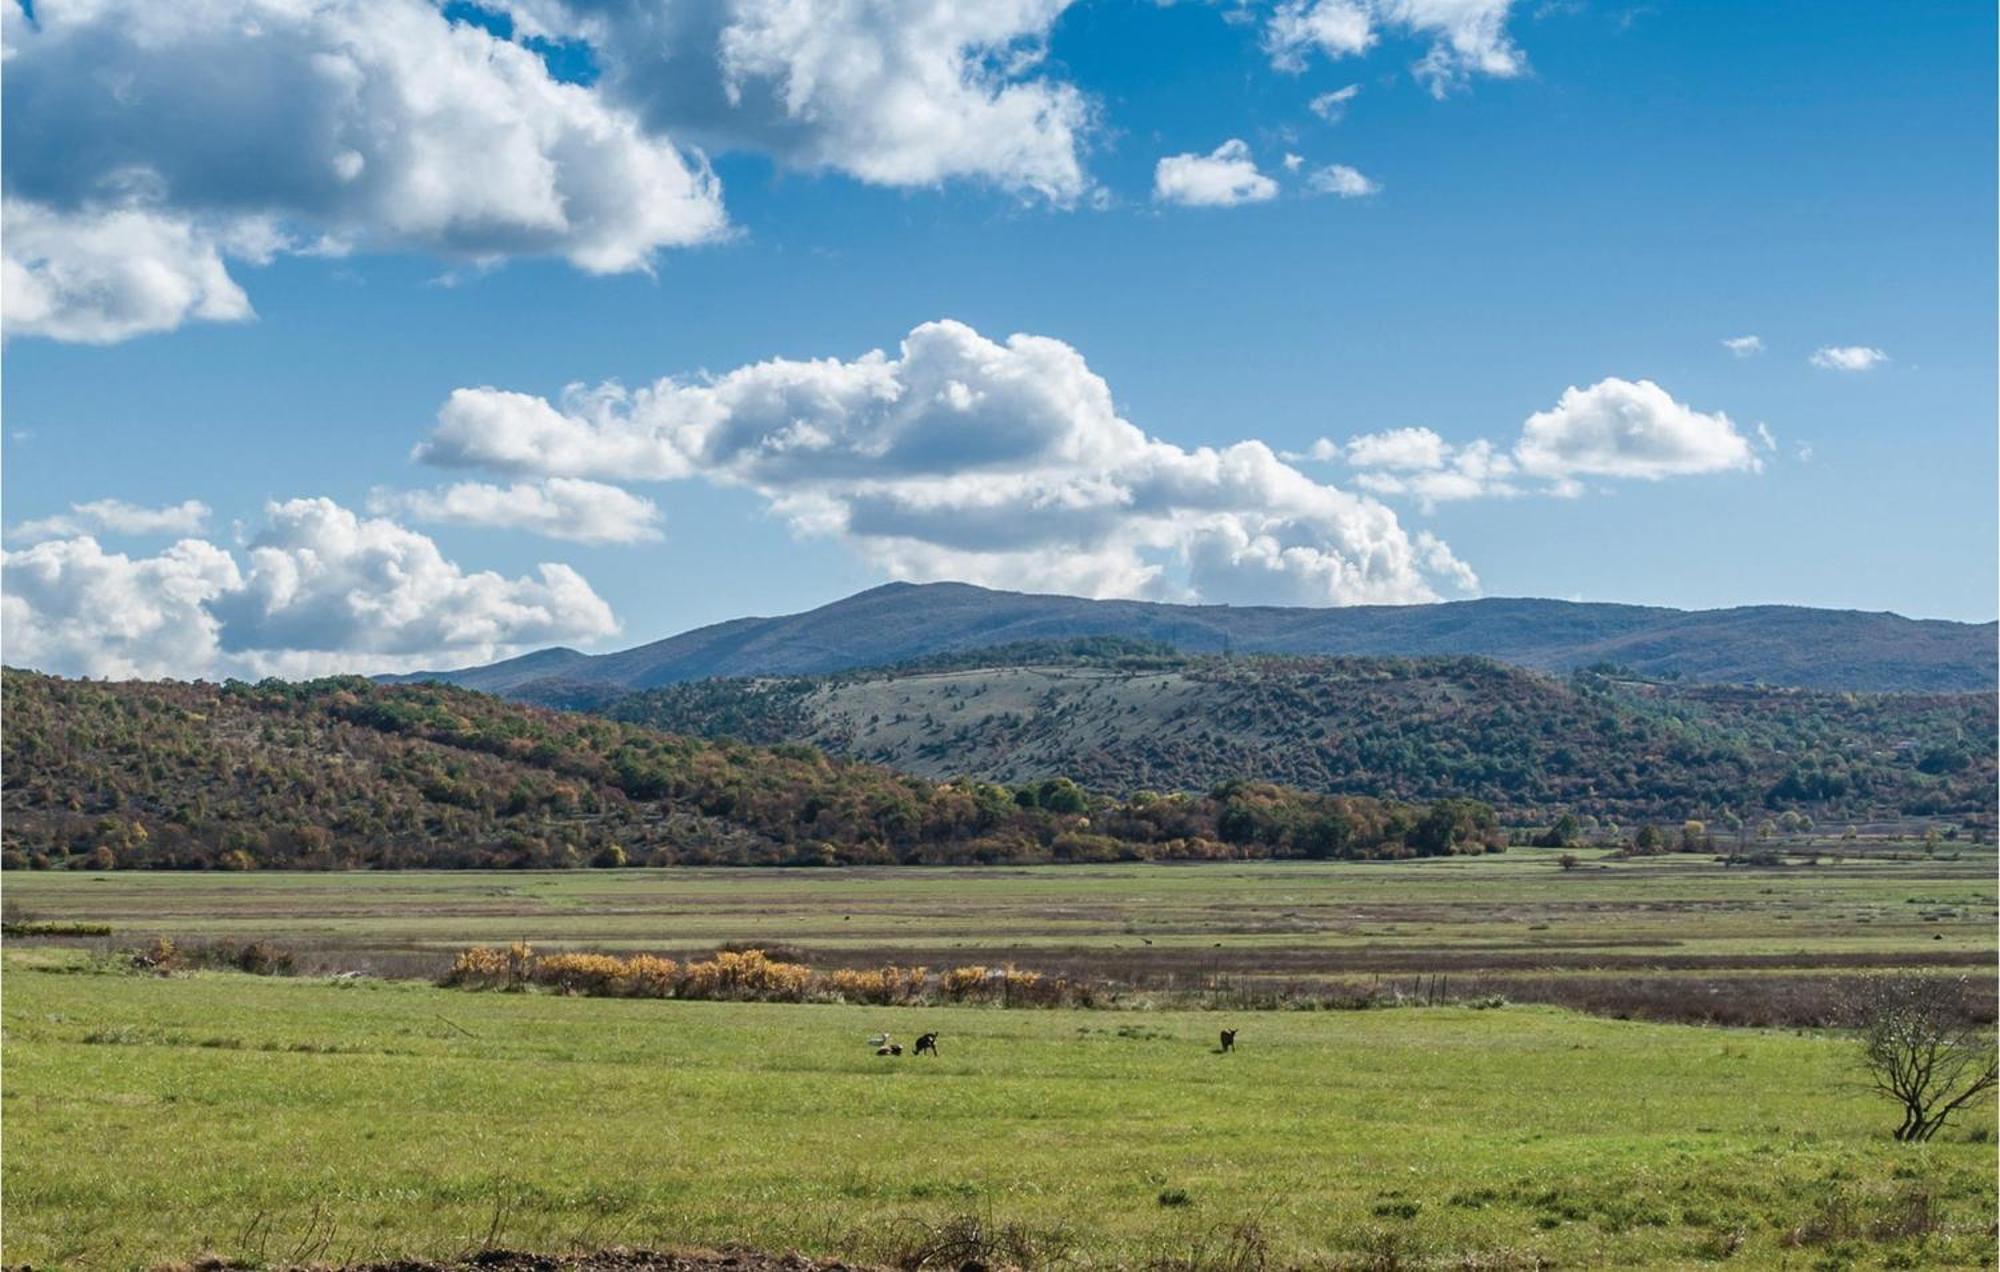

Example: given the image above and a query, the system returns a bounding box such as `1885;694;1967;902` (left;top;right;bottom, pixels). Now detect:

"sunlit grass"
3;949;1995;1269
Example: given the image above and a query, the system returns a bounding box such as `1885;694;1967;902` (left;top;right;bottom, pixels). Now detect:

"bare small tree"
1848;975;1997;1142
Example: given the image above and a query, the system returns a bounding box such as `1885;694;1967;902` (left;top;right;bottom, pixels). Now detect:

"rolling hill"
387;582;1998;696
0;669;1497;870
579;643;1998;825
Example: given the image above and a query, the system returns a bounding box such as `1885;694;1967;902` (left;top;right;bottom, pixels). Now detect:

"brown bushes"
824;964;929;1005
444;941;538;990
443;944;810;1001
678;949;813;1001
439;944;1095;1008
536;952;676;996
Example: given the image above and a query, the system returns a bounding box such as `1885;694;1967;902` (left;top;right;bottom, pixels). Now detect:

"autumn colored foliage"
3;670;1505;869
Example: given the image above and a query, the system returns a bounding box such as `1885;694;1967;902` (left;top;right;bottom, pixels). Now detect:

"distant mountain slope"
588;647;1998;824
388;582;1997;695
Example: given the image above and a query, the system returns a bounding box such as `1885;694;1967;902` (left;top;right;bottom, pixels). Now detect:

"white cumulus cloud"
1306;163;1381;197
1154;140;1279;207
2;536;242;679
1809;345;1889;372
1349;438;1520;509
1266;0;1526;95
1279;437;1345;463
1343;378;1760;509
1344;426;1449;471
1721;334;1764;357
6;0;1105;343
375;478;664;544
486;0;1093;201
0;201;266;345
1515;378;1760;483
1;498;619;679
3;0;728;343
416;319;1480;606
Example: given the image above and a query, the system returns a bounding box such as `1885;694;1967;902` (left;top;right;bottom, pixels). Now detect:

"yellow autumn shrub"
535;952;629;995
824;964;928;1005
678;948;811;1000
941;963;1046;1002
445;941;535;989
620;953;679;997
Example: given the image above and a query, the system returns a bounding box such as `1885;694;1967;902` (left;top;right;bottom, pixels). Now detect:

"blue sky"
4;0;1994;679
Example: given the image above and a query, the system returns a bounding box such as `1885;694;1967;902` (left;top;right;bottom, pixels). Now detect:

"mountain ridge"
386;582;1999;695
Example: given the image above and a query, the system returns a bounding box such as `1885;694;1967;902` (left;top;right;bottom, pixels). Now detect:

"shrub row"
442;944;1091;1007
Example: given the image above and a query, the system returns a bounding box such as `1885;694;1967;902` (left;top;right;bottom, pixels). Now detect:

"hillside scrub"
586;649;1998;825
1;670;1504;870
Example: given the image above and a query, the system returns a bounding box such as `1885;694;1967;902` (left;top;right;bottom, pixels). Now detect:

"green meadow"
3;855;1994;1268
1;961;1995;1268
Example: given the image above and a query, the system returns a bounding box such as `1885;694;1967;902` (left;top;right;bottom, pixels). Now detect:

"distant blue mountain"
383;581;1998;695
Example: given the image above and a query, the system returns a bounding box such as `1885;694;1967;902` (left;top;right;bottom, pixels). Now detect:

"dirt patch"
805;942;1998;979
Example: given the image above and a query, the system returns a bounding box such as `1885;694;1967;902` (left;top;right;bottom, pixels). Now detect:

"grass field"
5;849;1994;969
4;942;1996;1270
4;855;1998;1267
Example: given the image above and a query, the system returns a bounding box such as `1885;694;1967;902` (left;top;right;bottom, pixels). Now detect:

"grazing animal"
1219;1028;1237;1053
876;1043;903;1056
915;1032;939;1056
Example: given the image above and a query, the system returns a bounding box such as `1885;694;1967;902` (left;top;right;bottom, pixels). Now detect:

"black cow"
1219;1028;1237;1053
915;1032;939;1056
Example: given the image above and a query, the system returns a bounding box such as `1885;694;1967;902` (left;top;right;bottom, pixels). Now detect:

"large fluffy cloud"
518;0;1092;201
416;319;1478;605
1;498;619;678
1154;140;1279;208
5;0;1104;343
1514;378;1760;483
1266;0;1524;95
0;201;267;344
2;536;241;679
1323;377;1761;509
3;0;728;341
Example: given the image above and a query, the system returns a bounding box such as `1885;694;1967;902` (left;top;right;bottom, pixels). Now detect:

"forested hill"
386;581;1998;695
0;670;1503;871
575;644;1998;826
